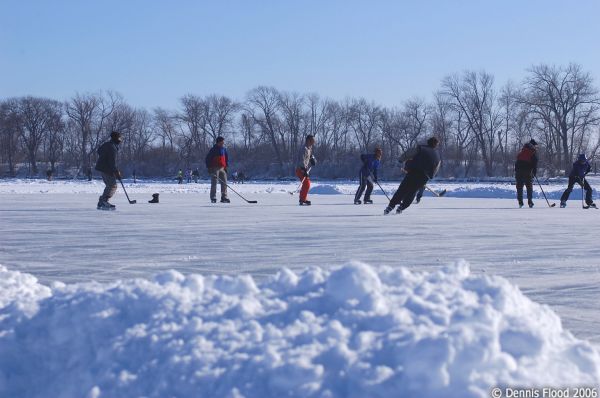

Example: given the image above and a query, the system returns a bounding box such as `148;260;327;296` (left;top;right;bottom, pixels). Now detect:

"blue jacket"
360;154;380;179
569;160;591;178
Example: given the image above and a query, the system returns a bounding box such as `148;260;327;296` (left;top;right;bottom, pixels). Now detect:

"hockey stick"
289;167;311;195
581;177;586;208
534;175;555;207
424;185;447;197
373;179;391;201
215;174;257;204
119;179;137;204
362;170;392;201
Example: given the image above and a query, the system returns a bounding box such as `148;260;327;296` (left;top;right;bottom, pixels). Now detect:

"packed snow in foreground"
1;262;599;398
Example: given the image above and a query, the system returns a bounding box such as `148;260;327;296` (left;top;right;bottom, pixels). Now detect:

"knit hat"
578;153;587;162
529;139;538;146
427;137;440;147
110;131;123;143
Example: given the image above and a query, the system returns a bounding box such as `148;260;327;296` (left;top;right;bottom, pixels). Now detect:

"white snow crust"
1;262;598;398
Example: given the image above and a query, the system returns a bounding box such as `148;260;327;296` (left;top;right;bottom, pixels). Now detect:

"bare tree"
380;107;404;160
278;91;306;160
107;102;136;137
349;98;381;152
441;71;500;176
153;107;181;173
398;98;431;150
124;109;154;173
238;112;257;151
2;65;599;179
61;120;82;171
0;99;22;176
306;95;337;162
179;94;207;153
66;91;121;175
14;97;64;175
521;63;600;173
42;102;66;173
435;89;475;176
498;81;522;175
431;94;453;176
317;99;350;165
246;86;285;170
203;94;239;143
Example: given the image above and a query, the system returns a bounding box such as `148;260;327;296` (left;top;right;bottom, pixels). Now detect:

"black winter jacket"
404;145;441;180
95;140;120;174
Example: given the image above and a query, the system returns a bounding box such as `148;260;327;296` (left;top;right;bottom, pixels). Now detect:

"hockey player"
205;136;230;203
514;139;538;208
94;131;123;210
296;135;316;206
401;158;426;204
560;154;596;208
354;148;382;204
384;137;441;215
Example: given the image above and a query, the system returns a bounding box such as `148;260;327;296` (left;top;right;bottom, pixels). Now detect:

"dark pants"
354;170;374;202
416;186;425;203
560;176;593;205
100;172;117;202
389;171;428;211
515;170;534;205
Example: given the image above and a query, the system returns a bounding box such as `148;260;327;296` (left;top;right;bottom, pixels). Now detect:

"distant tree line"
1;63;599;180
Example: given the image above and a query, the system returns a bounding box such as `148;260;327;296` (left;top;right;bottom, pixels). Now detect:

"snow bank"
1;262;598;398
444;185;570;199
310;184;346;195
2;178;596;199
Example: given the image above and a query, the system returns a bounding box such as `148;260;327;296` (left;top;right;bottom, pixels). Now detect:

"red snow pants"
295;168;311;202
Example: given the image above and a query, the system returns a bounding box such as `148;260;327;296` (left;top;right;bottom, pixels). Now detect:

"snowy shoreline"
1;177;598;199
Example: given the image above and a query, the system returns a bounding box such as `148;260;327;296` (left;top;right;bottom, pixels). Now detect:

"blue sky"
1;0;598;110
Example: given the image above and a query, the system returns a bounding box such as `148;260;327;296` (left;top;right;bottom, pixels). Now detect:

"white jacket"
298;146;313;169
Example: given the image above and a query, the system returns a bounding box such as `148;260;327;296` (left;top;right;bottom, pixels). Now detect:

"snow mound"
310;184;345;195
1;262;599;398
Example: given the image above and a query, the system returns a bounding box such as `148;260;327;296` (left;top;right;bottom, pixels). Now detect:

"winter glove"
309;155;316;166
366;175;375;184
300;167;309;177
114;170;122;180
